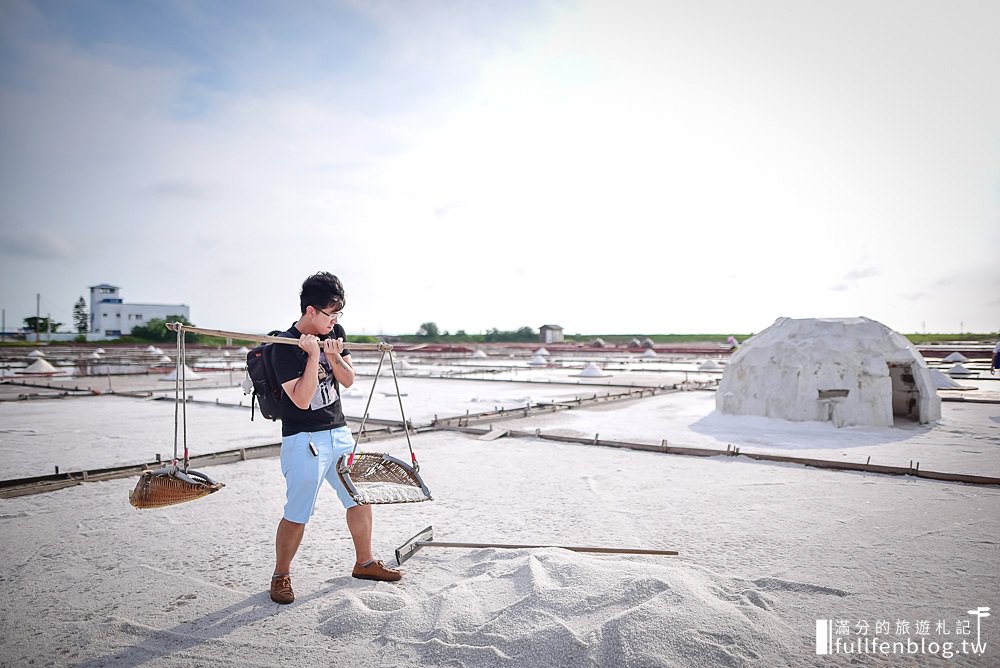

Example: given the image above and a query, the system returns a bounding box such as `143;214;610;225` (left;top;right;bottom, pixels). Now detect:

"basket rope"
129;323;224;509
345;349;419;472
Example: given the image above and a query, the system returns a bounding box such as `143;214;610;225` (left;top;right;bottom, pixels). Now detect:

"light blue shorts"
280;425;358;523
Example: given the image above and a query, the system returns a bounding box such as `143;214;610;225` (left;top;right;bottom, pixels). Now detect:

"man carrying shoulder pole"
269;272;401;605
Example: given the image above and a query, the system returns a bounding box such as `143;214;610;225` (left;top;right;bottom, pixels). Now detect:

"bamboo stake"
164;322;392;351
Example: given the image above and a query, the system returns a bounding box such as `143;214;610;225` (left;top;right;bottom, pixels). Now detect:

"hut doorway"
888;363;921;422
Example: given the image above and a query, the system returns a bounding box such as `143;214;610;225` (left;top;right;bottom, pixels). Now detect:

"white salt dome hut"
942;352;969;363
161;365;202;381
716;316;940;427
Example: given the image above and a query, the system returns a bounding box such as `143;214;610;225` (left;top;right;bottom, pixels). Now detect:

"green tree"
514;326;536;341
130;315;199;343
24;316;63;333
417;322;440;338
72;297;88;334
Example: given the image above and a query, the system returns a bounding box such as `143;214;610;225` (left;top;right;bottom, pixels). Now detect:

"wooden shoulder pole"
164;322;392;351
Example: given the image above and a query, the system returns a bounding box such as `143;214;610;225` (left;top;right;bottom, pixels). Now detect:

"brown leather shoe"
270;574;294;604
352;559;402;582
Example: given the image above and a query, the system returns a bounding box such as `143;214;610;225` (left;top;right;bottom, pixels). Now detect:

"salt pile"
528;355;548;367
161;365;203;381
942;352;969;363
473;350;488;358
947;363;975;376
534;347;550;356
578;363;607;377
21;358;58;374
698;359;721;371
929;368;971;390
27;349;46;357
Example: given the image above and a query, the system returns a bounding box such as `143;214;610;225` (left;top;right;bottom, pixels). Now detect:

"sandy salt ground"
1;377;998;666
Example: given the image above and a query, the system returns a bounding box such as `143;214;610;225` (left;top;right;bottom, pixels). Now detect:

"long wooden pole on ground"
395;525;677;565
419;541;678;556
164;322;392;351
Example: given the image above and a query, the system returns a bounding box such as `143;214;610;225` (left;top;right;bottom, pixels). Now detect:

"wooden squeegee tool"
395;526;678;566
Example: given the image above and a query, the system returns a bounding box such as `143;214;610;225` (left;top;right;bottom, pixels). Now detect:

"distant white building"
89;284;190;339
540;324;564;344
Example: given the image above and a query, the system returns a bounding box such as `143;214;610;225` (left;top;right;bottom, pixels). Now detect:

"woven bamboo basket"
337;453;432;505
129;469;225;510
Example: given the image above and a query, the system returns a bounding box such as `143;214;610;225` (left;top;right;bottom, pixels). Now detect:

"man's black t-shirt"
271;323;352;437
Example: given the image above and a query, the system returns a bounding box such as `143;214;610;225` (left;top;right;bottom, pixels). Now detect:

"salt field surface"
1;357;998;666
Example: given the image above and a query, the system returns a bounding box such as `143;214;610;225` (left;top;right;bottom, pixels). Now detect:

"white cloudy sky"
1;0;998;337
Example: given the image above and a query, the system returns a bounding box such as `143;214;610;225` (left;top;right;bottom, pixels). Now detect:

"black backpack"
243;330;288;421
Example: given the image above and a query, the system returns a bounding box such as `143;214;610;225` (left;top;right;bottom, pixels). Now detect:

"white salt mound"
698;359;722;371
28;349;46;357
947;363;975;376
323;549;822;666
942;352;969;363
23;358;58;373
642;349;657;358
534;347;550;356
473;350;488;358
161;365;202;381
578;363;607;377
929;368;970;390
528;355;547;367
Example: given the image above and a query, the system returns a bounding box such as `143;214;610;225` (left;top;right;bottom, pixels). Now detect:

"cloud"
932;275;957;288
147;179;216;200
0;228;77;260
842;265;880;281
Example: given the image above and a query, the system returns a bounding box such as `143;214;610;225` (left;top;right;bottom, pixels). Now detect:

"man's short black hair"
300;272;346;314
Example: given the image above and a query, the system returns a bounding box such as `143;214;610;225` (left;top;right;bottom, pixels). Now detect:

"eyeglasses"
316;306;343;319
